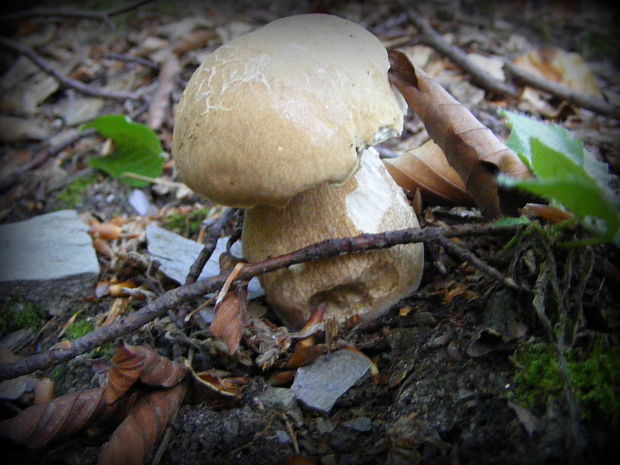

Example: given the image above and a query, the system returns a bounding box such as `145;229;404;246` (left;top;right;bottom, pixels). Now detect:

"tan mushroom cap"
172;14;405;207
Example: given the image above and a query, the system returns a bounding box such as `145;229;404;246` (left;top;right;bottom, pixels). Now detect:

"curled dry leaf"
89;221;122;240
0;387;135;449
104;342;187;404
388;49;530;218
384;140;474;206
521;203;574;224
285;343;328;369
210;282;248;355
513;48;602;97
187;364;247;407
97;383;186;465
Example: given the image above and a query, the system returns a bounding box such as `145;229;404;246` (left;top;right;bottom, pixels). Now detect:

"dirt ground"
1;1;619;464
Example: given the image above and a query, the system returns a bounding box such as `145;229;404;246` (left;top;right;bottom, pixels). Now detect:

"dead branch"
402;7;620;119
185;207;237;285
0;37;141;101
0;0;158;30
0;129;97;194
504;61;620;119
0;222;524;382
103;53;159;70
402;8;519;97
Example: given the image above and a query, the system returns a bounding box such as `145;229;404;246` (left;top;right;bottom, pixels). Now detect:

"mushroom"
172;14;423;329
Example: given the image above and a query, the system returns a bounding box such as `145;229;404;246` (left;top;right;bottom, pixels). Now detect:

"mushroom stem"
242;148;423;329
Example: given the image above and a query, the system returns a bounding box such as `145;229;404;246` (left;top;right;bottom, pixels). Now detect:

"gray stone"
0;210;100;315
145;224;263;299
291;350;372;413
342;416;372;432
257;386;303;427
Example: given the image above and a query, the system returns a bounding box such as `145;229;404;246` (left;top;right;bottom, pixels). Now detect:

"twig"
0;37;141;101
185;208;236;285
436;235;520;290
0;129;97;194
401;7;519;97
103;53;159;70
504;61;620;119
0;222;523;381
0;0;158;30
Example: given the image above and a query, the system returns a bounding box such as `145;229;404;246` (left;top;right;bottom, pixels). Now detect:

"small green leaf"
83;115;165;187
491;216;532;229
499;111;620;246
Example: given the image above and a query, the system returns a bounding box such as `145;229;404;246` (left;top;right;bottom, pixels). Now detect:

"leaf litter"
1;1;619;465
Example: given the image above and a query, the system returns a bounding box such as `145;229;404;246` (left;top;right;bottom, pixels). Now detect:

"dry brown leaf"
0;387;132;448
147;53;180;131
513;48;602;97
89;221;122;240
521;202;575;224
388;49;530;218
104;343;187;404
93;238;115;258
285;343;328;369
210;283;248;355
384;140;474;206
97;383;186;465
33;378;55;405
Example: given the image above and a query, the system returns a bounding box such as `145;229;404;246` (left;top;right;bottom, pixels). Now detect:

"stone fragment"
0;210;100;315
342;416;372;432
291;350;372;413
257;386;303;426
145;224;263;298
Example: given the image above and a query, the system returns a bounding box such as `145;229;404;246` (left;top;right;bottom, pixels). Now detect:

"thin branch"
0;0;158;30
0;222;523;381
102;53;159;70
0;129;97;194
0;37;141;101
436;235;520;290
401;8;519;97
185;208;237;285
504;61;620;119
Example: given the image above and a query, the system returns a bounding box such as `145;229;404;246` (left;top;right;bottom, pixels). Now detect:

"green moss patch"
0;297;46;335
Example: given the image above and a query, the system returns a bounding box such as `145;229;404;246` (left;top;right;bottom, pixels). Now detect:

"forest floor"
1;1;619;464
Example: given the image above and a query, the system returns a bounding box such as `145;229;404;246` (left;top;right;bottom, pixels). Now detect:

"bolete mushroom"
173;14;423;329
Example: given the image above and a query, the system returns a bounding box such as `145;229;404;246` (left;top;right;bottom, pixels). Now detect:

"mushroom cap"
172;14;404;207
242;148;424;328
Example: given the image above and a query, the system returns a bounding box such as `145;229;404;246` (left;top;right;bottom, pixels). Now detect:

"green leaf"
501;110;612;187
83;115;165;187
498;111;620;246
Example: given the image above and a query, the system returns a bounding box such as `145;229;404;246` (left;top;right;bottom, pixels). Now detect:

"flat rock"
145;224;263;299
0;210;100;315
291;350;372;413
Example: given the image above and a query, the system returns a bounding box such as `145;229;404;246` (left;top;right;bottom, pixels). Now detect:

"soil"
1;1;619;465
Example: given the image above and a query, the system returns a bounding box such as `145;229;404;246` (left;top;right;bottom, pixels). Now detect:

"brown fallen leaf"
0;387;134;448
33;378;55;405
388;49;530;218
89;221;122;240
97;383;186;465
285;343;328;369
210;282;248;355
521;203;575;224
513;48;602;97
384;140;474;206
104;342;187;404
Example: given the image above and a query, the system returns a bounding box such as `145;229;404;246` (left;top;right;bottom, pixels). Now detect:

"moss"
162;206;212;238
513;341;620;426
64;318;95;341
55;174;98;210
513;343;564;408
570;342;620;426
0;297;46;335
